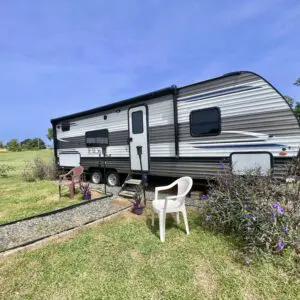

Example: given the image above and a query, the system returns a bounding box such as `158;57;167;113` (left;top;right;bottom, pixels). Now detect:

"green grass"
0;210;299;299
0;150;81;224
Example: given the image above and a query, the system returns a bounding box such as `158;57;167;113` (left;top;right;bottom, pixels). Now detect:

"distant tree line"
0;138;47;152
0;127;54;152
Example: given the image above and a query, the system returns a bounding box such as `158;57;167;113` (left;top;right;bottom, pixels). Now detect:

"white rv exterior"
51;71;300;185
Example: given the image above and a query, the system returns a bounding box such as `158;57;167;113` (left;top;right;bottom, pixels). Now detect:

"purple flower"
271;211;275;218
218;163;225;169
278;240;285;252
244;204;248;209
283;227;289;234
271;203;284;215
245;259;252;265
201;194;208;200
205;215;212;221
244;214;256;221
278;206;284;215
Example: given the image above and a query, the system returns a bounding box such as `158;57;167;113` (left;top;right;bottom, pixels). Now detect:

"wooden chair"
59;166;84;198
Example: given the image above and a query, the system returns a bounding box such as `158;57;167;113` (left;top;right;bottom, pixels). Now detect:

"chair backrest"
72;166;84;182
176;176;193;205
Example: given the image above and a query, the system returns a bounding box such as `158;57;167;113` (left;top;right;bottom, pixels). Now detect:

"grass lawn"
0;150;81;224
0;210;299;299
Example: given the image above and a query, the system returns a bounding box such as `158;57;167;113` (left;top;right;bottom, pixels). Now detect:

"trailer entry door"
128;105;149;172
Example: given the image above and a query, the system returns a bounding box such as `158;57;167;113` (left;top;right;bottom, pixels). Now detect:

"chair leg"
176;212;180;225
182;208;190;235
151;211;155;227
159;212;165;242
69;184;74;199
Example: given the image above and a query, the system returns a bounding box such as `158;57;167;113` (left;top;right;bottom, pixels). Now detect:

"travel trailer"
51;71;300;186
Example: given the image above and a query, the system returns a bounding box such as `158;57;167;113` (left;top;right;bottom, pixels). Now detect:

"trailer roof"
50;71;250;123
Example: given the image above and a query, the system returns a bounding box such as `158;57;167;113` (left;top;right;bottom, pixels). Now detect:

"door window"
132;111;144;134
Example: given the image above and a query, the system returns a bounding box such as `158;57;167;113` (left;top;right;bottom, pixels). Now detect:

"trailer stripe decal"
178;85;261;102
193;143;285;149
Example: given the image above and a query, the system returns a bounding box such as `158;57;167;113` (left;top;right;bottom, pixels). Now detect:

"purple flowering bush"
200;158;300;255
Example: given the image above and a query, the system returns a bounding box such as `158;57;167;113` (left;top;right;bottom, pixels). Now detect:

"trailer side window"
86;129;109;146
132;111;144;134
190;107;221;137
61;121;70;132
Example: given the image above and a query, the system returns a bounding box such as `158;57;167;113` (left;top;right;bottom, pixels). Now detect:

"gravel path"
0;196;131;252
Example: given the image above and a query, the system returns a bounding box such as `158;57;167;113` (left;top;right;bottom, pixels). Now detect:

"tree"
284;95;294;107
21;139;33;150
0;140;4;148
46;128;53;141
32;138;46;149
294;78;300;119
6;139;21;152
21;138;46;150
294;103;300;119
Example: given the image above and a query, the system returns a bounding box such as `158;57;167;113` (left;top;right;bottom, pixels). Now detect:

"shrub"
0;164;16;177
23;161;36;182
200;160;300;256
23;156;57;181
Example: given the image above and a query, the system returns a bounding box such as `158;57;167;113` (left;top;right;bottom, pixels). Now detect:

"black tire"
90;170;102;184
106;170;120;187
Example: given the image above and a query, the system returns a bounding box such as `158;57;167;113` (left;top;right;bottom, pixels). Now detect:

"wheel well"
88;168;119;176
106;168;118;175
88;168;102;174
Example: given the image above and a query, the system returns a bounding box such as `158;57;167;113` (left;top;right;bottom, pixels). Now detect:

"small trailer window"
61;121;70;132
190;107;221;137
86;129;109;146
132;111;144;134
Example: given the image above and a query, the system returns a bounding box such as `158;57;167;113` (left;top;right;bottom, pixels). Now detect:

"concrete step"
125;179;142;185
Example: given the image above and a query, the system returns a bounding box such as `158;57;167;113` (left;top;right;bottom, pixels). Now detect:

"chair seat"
152;199;182;213
60;180;74;187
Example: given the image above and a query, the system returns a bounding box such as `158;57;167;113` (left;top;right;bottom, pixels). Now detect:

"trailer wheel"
106;170;120;187
91;170;102;184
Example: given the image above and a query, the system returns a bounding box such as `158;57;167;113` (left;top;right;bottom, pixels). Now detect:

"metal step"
119;190;136;198
125;179;142;185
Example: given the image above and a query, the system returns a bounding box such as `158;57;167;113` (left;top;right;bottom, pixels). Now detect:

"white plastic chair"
151;176;193;242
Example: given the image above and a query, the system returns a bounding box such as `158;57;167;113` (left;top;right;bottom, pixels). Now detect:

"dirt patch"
112;198;132;207
194;260;218;297
120;209;149;221
91;190;104;199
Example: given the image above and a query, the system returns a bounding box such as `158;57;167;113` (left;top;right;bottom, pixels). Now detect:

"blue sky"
0;0;299;144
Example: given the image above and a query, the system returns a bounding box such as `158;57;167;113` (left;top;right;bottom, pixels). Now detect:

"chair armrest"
154;180;178;200
59;169;73;180
166;192;188;201
165;195;178;200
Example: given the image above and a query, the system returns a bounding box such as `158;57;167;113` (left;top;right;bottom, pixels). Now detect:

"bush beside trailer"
51;71;300;186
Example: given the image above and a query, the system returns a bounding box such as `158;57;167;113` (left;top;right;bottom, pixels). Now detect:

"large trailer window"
190;107;221;137
85;129;109;146
132;111;144;134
